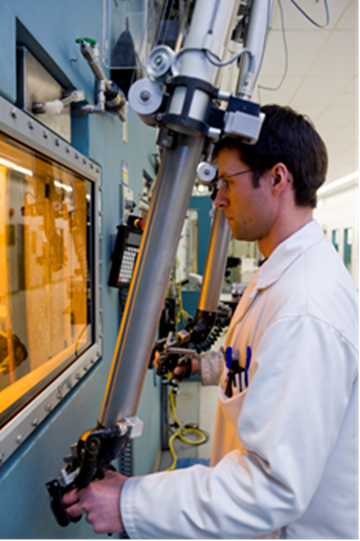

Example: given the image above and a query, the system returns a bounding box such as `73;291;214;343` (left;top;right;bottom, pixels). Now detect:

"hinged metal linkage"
47;0;275;527
46;416;143;527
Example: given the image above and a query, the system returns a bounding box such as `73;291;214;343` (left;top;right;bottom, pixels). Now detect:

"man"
63;105;357;538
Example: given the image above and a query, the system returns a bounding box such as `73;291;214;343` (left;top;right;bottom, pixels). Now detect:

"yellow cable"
166;386;207;471
173;259;192;329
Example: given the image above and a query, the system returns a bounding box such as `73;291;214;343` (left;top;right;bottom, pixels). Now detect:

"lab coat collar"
256;219;324;291
227;220;324;335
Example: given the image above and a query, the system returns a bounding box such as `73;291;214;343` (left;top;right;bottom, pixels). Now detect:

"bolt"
90;358;95;364
55;138;60;146
46;404;52;412
76;373;81;380
16;435;22;444
75;153;79;159
28;121;34;130
90;163;94;169
96;168;100;173
83;158;87;164
155;55;164;67
83;365;88;371
11;109;17;119
32;418;38;426
140;90;151;102
65;146;70;153
43;131;48;139
57;392;63;399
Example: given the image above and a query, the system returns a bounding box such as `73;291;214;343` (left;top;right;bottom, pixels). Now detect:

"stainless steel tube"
99;133;205;426
198;207;231;313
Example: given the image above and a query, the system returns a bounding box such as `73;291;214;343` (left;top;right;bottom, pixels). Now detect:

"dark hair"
214;104;328;208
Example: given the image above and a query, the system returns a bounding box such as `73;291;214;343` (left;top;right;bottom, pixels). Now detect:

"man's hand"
173;356;200;380
154;351;200;381
62;470;127;534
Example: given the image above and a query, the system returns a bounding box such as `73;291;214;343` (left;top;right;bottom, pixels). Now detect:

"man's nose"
214;187;228;208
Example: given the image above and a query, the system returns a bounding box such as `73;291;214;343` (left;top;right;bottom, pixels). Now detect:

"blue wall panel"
0;1;161;537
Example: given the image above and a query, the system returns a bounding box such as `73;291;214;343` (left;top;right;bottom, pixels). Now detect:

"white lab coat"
121;220;358;539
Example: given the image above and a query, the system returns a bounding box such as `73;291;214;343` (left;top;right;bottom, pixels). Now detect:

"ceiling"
221;0;358;185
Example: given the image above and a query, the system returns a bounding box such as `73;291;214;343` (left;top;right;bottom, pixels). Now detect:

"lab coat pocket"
219;382;249;426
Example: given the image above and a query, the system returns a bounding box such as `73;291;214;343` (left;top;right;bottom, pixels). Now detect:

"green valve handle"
75;37;97;46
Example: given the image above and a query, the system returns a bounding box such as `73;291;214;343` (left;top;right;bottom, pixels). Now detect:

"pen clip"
244;346;252;388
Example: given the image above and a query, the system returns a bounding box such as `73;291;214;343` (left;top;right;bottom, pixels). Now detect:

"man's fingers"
62;487;80;507
66;502;84;518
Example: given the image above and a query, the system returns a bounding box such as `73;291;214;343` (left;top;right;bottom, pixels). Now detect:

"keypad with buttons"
118;246;139;284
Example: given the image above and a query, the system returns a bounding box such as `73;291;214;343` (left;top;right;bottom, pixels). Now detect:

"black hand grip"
46;479;82;527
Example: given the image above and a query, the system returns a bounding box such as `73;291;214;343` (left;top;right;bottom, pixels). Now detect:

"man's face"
214;148;276;242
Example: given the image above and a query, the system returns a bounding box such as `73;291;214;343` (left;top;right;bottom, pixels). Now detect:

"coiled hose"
166;386;208;471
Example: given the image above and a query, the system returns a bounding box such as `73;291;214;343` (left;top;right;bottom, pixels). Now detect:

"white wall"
314;181;358;288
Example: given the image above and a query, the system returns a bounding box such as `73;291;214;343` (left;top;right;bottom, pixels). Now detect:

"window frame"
0;96;102;467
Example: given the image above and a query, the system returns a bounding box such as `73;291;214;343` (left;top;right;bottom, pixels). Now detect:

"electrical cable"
290;0;330;29
204;47;253;68
252;0;273;92
258;0;288;93
166;385;208;471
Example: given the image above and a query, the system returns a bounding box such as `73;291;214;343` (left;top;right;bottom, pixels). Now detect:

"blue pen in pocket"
244;346;252;388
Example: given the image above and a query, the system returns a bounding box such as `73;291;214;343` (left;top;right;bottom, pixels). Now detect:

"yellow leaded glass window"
0;132;93;427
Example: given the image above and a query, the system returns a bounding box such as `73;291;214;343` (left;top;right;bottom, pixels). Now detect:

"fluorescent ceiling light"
54;180;73;192
0;157;33;177
317;172;358;196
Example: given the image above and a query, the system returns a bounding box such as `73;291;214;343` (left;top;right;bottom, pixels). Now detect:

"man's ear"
269;163;292;194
